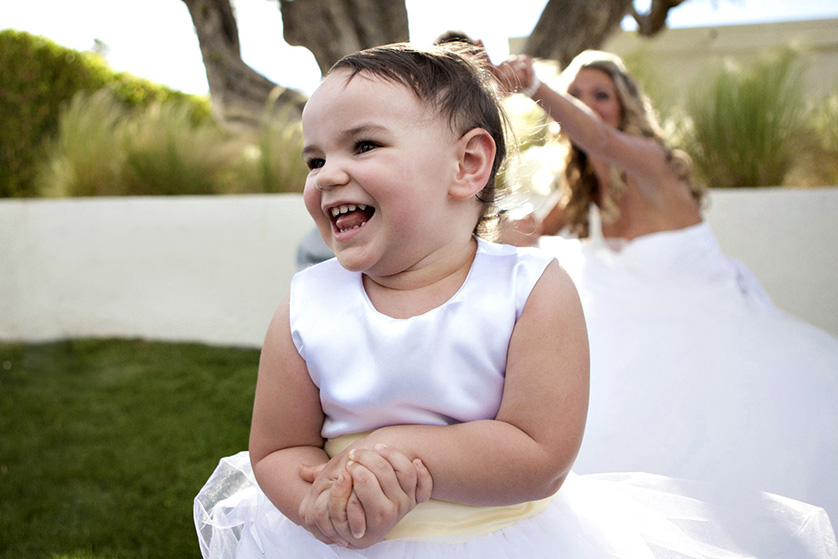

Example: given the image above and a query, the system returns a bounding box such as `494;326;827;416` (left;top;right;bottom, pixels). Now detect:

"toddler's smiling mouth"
330;204;376;233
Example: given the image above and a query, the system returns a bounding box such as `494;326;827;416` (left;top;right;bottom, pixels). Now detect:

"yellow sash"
325;435;553;543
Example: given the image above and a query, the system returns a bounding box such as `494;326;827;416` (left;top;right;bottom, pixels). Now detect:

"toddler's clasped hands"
298;443;433;549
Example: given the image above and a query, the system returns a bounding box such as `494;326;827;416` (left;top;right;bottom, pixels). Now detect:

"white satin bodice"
289;237;554;439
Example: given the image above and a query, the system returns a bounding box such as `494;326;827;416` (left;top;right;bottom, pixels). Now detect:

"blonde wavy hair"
555;50;704;238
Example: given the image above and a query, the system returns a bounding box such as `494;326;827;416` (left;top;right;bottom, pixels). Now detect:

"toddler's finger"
347;459;390;516
299;462;326;483
413;458;433;503
311;488;349;548
299;493;334;546
346;487;367;540
327;470;357;545
346;448;400;483
372;444;419;499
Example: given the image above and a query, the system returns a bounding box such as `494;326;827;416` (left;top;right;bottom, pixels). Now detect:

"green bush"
684;48;806;187
5;30;308;197
0;30;211;197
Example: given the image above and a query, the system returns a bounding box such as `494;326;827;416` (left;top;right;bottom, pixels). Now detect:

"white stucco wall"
2;188;837;347
703;187;838;337
1;194;313;347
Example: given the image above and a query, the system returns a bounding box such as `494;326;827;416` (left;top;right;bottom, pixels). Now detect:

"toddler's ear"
449;128;496;200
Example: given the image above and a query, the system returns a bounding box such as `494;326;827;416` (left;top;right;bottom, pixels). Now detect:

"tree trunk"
524;0;633;67
279;0;409;75
181;0;307;132
524;0;692;67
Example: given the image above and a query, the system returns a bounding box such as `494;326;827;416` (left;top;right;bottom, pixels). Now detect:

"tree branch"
631;0;690;37
181;0;306;132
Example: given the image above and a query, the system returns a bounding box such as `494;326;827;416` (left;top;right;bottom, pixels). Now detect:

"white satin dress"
195;237;837;559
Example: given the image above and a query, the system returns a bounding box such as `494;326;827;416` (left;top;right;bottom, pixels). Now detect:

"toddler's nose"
315;159;350;191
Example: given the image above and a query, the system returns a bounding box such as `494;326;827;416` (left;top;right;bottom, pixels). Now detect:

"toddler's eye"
594;91;611;101
356;140;378;154
305;157;325;170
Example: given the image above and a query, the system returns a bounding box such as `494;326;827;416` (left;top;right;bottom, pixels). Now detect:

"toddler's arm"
248;295;351;546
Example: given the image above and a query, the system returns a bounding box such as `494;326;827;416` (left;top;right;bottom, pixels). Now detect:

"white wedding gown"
539;215;838;534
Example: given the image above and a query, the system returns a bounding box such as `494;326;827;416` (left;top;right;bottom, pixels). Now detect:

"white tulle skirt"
194;451;837;559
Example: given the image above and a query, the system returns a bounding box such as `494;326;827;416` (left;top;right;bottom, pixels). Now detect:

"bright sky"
2;0;837;96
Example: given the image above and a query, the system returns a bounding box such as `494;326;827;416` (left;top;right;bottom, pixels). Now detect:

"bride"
495;49;838;531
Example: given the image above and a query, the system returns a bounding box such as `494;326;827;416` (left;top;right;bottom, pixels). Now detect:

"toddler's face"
301;69;462;277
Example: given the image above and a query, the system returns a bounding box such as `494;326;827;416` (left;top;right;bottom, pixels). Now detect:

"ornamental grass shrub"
36;90;126;197
36;89;308;197
785;91;838;187
231;100;308;194
119;100;242;196
37;90;241;196
683;48;807;188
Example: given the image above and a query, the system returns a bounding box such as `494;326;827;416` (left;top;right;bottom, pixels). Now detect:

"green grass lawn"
0;339;259;559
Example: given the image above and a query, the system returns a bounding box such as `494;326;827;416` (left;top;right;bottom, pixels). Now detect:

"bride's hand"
492;56;535;95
